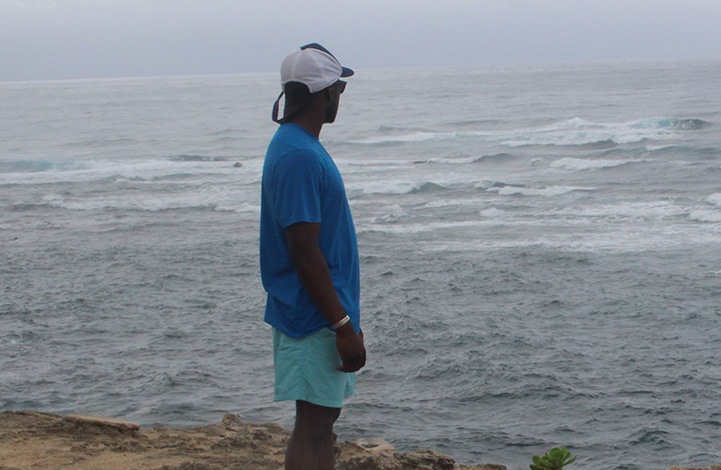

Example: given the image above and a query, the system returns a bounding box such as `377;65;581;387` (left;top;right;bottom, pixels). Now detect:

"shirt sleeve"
271;149;323;228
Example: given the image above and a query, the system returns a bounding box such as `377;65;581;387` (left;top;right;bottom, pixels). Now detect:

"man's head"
272;43;354;124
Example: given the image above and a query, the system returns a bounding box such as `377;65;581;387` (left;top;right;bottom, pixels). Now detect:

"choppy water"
2;58;721;470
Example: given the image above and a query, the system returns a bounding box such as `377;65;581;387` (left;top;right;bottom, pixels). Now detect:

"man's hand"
335;324;366;373
285;222;366;372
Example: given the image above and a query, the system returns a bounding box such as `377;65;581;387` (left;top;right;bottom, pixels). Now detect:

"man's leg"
285;400;341;470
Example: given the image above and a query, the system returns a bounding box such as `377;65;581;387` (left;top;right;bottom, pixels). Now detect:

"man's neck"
287;114;324;138
285;96;329;138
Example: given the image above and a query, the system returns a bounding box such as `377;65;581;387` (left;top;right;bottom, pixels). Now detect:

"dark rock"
54;414;140;436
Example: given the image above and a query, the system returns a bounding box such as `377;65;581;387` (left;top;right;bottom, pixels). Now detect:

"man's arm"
285;221;366;373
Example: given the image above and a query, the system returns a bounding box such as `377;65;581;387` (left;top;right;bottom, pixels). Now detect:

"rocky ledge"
0;411;500;470
1;411;719;470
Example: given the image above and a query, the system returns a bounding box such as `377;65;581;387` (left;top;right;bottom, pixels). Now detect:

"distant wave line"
551;158;645;171
343;116;712;147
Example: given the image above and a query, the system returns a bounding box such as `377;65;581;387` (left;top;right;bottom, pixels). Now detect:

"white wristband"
331;315;350;331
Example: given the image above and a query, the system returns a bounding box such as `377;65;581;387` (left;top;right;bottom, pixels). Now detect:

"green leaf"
530;447;577;470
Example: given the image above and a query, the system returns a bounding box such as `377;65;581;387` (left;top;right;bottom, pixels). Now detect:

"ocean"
1;58;720;470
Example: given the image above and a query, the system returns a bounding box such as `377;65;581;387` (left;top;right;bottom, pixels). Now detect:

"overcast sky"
1;0;720;82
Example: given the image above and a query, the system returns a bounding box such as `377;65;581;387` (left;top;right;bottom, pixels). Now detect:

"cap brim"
341;66;354;78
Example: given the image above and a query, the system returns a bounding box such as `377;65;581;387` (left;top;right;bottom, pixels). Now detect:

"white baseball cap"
272;43;354;123
280;43;354;93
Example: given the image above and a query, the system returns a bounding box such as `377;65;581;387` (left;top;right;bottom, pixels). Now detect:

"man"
260;43;367;470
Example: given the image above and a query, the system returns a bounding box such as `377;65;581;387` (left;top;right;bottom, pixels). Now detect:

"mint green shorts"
272;327;355;409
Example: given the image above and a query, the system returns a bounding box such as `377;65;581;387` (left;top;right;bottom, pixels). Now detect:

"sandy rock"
221;413;249;432
0;410;512;470
356;438;397;454
63;414;141;435
0;410;63;430
336;439;396;469
336;441;456;470
395;449;456;470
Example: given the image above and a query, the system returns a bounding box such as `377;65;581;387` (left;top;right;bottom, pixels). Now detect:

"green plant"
529;447;577;470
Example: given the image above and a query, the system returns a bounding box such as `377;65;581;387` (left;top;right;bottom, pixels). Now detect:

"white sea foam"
40;186;257;212
345;115;693;149
500;117;683;147
215;202;260;213
377;204;409;223
411;222;721;253
357;219;496;235
554;201;683;220
551;158;640;171
473;180;497;190
479;208;505;217
706;194;721;206
350;131;458;145
43;195;204;212
0;158;262;186
342;158;413;167
689;210;721;223
424;155;485;165
423;198;489;208
347;177;483;195
351;181;429;195
646;144;675;152
489;185;593;197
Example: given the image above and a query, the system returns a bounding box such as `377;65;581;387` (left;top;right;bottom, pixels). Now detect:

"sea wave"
423;197;495;209
168;155;231;162
479;207;505;217
0;158;259;185
501;117;711;148
342;153;514;167
357;219;492;235
630;118;711;131
706;194;721;206
551;158;643;171
424;153;515;165
36;189;258;213
689;210;721;223
488;185;593;197
349;131;459;145
355;181;446;195
645;145;721;158
337;116;712;149
554;201;685;220
0;160;89;174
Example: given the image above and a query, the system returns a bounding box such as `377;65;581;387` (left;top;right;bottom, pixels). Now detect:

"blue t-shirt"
260;123;360;338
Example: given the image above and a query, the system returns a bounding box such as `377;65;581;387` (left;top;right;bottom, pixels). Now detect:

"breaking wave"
342;117;712;149
631;118;711;131
551;158;643;171
502;117;712;148
488;185;593;197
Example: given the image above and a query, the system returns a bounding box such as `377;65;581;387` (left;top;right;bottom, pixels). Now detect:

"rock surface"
2;411;717;470
63;414;141;435
0;411;501;470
